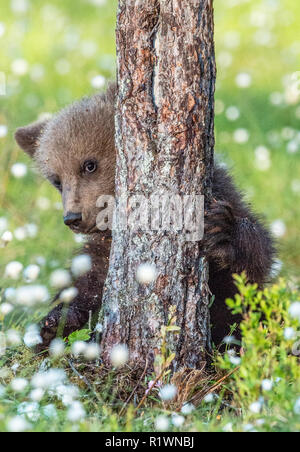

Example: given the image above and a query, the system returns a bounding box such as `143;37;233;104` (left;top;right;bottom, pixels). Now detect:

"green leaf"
67;329;91;345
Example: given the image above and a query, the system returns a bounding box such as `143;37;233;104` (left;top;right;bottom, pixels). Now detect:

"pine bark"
100;0;216;370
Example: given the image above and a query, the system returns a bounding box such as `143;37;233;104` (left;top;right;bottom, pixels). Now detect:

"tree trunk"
100;0;216;371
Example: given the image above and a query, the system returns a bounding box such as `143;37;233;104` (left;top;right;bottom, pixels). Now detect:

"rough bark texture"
100;0;216;370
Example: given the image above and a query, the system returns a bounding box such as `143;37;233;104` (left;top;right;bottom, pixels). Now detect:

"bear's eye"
53;179;62;191
83;159;98;174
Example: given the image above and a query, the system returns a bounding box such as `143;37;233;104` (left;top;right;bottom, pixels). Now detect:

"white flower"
49;339;65;358
84;343;100;360
14;227;27;241
243;423;255;432
0;332;5;356
229;356;241;366
0;303;14;316
30;64;45;81
67;401;86;422
6;329;21;346
11;163;27;178
0;384;6;397
80;41;97;57
29;388;44;402
54;202;63;211
31;369;66;390
236;72;252;88
159;384;177;401
155;415;169;431
270;92;283;106
11;378;28;392
294;397;300;415
271;219;286;238
110;344;129;367
269;259;283;278
36;256;46;267
23;264;40;282
7;416;31;432
94;323;103;333
89;0;107;6
227;349;241;365
17;402;40;421
4;261;23;279
11;0;30;14
287;140;299;154
16;285;49;307
136;263;157;285
233;128;250;144
289;302;300;322
91;75;106;89
4;288;16;302
11;362;20;373
24;325;42;348
261;379;273;392
55;59;70;75
204;393;215;403
0;125;8;138
1;230;13;244
215;99;225;115
11;58;29;76
25;223;38;238
71;255;92;277
249;400;262;414
226;106;240;121
223;335;236;345
291;179;300;194
171;414;185;428
50;269;72;289
59;287;78;304
43;404;57;419
36;197;51;210
254;146;271;171
0;22;6;37
217;51;232;68
71;341;88;357
0;217;8;233
224;31;240;49
284;327;296;340
74;234;86;244
255;418;265;427
223;422;233;432
181;403;195;415
282;127;295;141
56;384;79;406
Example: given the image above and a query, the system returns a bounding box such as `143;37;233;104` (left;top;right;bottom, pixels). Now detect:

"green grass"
0;0;300;433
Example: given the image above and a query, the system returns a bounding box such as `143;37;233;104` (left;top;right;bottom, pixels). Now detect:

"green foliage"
0;0;300;433
154;306;180;379
217;275;300;431
66;329;91;346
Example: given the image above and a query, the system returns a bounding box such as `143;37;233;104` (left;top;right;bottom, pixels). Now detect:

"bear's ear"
15;120;48;158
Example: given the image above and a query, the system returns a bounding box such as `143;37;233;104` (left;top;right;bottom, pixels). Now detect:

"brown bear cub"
15;83;275;349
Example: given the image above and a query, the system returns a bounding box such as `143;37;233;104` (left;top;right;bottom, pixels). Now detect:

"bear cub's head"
15;84;116;235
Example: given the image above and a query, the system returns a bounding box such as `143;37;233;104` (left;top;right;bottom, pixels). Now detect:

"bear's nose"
64;212;82;227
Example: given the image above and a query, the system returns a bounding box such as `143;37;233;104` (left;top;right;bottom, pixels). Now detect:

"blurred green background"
0;0;299;286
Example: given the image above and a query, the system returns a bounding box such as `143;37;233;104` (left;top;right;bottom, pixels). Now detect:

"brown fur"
15;83;275;350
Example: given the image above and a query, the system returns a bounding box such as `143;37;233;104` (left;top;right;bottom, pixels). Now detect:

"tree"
100;0;216;371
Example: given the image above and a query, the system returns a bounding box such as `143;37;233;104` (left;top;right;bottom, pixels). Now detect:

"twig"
188;366;240;405
119;358;149;416
68;359;101;401
135;364;167;412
